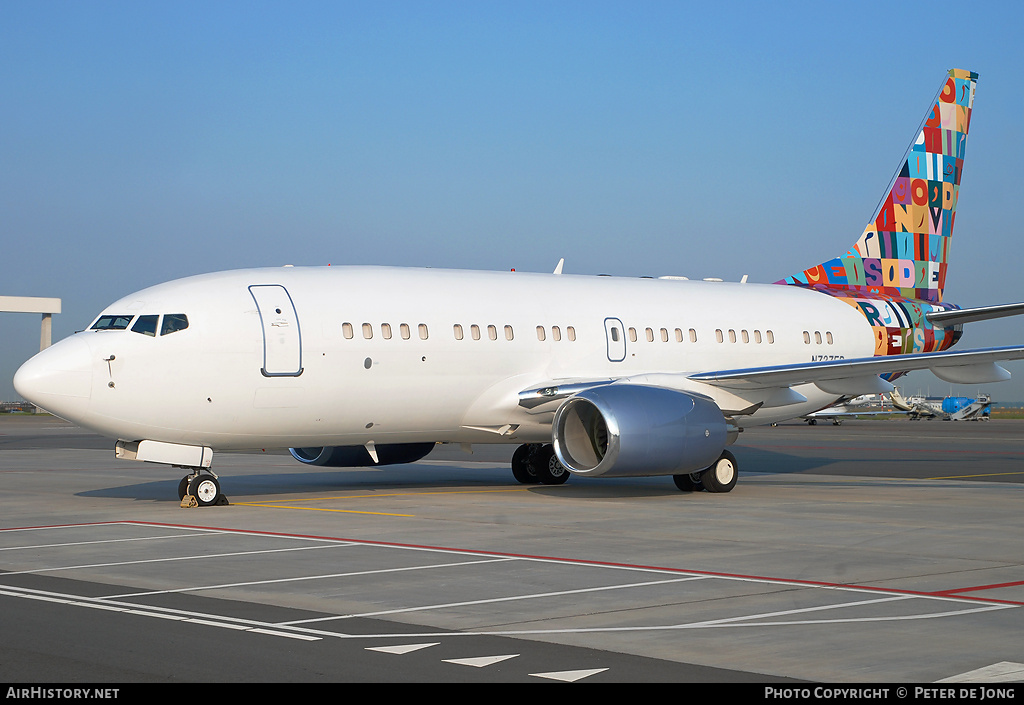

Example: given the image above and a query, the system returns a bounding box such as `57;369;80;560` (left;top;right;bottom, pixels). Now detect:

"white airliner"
14;69;1024;506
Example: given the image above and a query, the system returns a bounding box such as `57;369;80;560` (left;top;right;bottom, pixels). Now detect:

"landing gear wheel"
188;473;222;507
535;444;570;485
672;472;703;492
701;450;738;493
177;476;190;501
511;444;541;484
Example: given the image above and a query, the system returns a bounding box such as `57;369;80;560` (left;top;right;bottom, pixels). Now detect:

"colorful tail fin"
778;69;978;304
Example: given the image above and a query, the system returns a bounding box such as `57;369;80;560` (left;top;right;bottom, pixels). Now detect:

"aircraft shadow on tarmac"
73;446;899;503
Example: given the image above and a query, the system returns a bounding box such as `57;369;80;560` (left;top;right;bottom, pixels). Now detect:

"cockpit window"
160;313;189;336
91;315;134;331
131;315;159;337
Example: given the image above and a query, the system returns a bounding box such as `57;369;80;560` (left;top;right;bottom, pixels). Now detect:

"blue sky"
3;1;1024;402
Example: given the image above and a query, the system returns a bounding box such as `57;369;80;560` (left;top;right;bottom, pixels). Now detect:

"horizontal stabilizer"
926;302;1024;327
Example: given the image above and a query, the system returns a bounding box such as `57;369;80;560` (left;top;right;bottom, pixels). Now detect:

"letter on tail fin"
778;69;978;304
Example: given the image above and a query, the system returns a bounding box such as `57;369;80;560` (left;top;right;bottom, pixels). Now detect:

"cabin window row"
802;330;834;345
342;322;430;340
713;328;775;344
453;324;516;341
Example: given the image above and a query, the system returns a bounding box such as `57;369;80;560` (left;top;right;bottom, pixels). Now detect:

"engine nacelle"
551;385;727;478
289;443;435;467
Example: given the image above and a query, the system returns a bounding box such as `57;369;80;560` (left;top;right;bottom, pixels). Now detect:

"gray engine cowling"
551;385;727;477
289;443;435;467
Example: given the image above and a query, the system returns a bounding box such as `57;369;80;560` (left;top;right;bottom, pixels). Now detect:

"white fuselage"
15;266;876;450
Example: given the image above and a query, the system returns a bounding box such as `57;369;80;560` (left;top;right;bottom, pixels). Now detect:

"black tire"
188;474;221;507
702;450;738;493
535;445;570;485
177;476;190;501
511;444;541;484
672;472;703;492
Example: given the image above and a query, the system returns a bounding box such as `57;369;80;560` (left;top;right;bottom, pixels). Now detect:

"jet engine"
289;443;435;467
551;385;727;477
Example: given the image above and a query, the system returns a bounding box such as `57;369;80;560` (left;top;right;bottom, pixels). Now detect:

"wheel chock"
180;494;198;508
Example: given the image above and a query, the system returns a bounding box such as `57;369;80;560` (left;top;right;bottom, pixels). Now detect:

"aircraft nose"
14;336;94;421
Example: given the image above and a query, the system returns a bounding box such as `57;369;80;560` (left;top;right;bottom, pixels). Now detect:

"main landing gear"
511;443;570;485
672;450;738;493
177;469;229;507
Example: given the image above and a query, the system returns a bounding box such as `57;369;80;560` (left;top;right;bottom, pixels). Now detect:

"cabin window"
160;314;189;336
689;328;697;343
419;324;429;340
91;315;133;331
536;326;546;341
741;330;749;344
381;323;392;340
814;331;822;344
767;330;775;344
567;326;576;341
728;329;736;343
645;328;654;343
754;330;762;344
400;323;411;340
803;331;810;344
660;328;669;342
628;327;638;343
610;327;620;342
826;331;834;345
504;325;514;341
674;328;683;343
362;323;373;339
470;324;481;341
342;322;354;339
454;324;464;341
131;315;158;337
715;329;723;343
488;325;497;341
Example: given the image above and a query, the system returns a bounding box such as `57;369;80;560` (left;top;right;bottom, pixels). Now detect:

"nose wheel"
178;471;228;507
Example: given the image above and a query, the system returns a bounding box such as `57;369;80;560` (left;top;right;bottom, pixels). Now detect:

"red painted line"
933;580;1024;596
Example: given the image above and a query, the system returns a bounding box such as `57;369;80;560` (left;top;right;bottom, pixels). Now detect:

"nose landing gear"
177;470;229;507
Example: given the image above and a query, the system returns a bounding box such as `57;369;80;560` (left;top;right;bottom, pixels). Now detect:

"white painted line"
284;576;708;624
4;543;351;579
0;531;227;552
443;655;519;668
531;668;608;682
0;583;325;641
366;643;440;655
248;628;322;641
110;556;517;600
937;661;1024;683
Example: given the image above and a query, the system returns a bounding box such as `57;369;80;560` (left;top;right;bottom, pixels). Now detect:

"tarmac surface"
1;414;1023;684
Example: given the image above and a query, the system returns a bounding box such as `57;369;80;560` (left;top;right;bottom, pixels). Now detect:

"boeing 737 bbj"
15;69;1024;506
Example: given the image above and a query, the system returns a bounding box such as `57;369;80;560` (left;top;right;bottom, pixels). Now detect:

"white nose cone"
14;336;94;422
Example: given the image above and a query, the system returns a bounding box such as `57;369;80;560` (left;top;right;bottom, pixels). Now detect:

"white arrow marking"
365;643;439;655
443;654;519;668
530;668;608;682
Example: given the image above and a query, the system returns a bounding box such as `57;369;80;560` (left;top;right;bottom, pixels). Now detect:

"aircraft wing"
688;345;1024;393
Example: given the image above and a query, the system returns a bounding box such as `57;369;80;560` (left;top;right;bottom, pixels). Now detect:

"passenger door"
249;285;303;376
604;317;626;362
